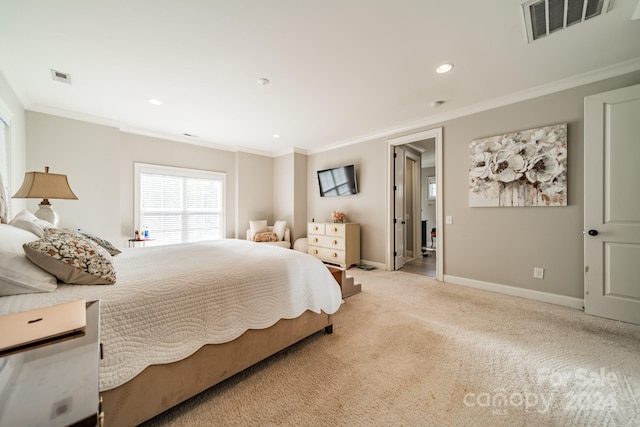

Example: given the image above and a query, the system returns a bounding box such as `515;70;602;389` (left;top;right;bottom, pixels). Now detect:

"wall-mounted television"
317;164;358;197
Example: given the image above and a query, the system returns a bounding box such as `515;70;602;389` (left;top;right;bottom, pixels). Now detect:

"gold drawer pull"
333;227;338;232
333;240;338;245
332;252;338;258
313;249;318;255
314;226;319;231
314;238;319;243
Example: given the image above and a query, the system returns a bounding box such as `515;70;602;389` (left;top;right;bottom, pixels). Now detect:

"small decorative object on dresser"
331;211;346;223
307;222;360;268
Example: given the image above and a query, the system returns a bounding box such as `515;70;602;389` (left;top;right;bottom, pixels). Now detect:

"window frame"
0;98;14;220
134;162;226;245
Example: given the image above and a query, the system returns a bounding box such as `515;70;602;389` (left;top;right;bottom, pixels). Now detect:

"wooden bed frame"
100;310;333;426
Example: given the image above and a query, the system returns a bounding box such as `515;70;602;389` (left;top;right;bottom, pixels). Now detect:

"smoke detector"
522;0;612;43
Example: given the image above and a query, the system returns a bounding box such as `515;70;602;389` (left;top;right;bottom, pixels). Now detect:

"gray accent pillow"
81;232;122;256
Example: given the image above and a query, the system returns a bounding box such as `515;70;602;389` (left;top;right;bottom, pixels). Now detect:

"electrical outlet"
534;267;544;279
446;216;453;224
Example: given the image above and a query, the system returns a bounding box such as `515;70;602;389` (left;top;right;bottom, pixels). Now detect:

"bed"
0;223;343;426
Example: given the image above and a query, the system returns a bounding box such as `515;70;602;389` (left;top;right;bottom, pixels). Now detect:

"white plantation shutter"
135;163;225;245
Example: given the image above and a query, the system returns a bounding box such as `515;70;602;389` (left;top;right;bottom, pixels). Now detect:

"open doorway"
387;128;443;281
405;139;437;277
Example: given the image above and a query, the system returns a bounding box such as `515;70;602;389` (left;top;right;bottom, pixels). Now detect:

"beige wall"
23;112;277;247
421;166;436;227
292;152;308;242
26;112;121;243
307;140;388;264
438;71;640;299
119;132;238;240
273;153;293;235
0;71;26;215
236;151;273;238
311;70;640;299
10;69;640;300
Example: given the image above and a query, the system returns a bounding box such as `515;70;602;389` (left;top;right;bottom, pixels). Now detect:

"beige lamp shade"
12;166;77;226
13;166;78;202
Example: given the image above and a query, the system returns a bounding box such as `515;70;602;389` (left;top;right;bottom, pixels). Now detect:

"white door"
394;146;406;269
584;83;640;325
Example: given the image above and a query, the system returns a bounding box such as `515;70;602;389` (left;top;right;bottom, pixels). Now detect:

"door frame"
405;150;422;259
386;127;443;281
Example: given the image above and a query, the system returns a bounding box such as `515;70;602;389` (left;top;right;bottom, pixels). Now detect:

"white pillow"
9;209;54;237
249;220;268;240
272;220;287;241
0;224;58;296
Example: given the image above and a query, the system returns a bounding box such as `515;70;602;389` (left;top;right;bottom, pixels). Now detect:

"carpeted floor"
141;269;640;426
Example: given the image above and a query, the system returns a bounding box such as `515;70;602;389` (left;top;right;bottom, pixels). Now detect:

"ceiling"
1;1;639;156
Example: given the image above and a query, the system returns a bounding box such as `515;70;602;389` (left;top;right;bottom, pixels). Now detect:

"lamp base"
35;204;59;227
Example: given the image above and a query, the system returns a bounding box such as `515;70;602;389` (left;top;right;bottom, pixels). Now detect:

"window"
134;163;225;246
427;176;436;200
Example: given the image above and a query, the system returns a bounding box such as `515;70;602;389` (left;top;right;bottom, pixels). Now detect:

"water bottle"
143;226;149;239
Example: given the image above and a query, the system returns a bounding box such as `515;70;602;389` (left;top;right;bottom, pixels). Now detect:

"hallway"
400;252;436;278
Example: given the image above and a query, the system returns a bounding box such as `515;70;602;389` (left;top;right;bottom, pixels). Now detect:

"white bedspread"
0;239;343;391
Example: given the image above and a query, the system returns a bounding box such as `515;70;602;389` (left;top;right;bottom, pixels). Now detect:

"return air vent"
50;69;71;84
522;0;611;42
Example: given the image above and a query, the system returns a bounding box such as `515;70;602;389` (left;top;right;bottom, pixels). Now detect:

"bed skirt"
100;310;333;427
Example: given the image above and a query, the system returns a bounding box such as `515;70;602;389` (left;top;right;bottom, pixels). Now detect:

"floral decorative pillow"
23;229;116;285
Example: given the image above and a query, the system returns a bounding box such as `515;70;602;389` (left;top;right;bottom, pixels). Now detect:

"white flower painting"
469;123;567;207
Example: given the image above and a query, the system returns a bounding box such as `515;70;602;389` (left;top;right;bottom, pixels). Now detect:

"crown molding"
309;57;640;154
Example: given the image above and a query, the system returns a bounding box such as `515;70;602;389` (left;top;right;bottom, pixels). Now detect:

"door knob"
587;229;599;236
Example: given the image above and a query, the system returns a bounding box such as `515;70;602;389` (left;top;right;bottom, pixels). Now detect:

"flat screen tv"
317;164;358;197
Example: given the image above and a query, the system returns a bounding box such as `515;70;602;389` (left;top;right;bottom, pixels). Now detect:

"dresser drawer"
325;223;345;237
308;235;345;250
307;246;346;264
308;223;325;235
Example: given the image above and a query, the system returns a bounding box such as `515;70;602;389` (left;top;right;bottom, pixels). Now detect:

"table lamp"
12;166;78;226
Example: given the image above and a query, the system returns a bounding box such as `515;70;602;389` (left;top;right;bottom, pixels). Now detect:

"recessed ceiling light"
148;98;162;105
272;134;280;138
431;100;445;108
258;78;270;85
435;63;454;74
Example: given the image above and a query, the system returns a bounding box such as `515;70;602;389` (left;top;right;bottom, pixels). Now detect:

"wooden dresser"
307;222;360;268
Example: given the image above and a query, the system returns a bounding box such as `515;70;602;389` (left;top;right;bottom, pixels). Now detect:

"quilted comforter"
0;239;343;391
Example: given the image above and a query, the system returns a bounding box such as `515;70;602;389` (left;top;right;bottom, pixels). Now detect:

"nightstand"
0;301;101;427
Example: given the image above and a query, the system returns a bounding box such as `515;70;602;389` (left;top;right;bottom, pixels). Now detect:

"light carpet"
141;269;640;426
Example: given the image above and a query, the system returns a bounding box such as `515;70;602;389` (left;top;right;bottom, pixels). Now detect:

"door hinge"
394;251;397;256
585;265;589;273
394;152;397;158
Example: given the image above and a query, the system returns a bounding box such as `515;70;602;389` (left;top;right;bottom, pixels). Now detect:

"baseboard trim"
443;275;584;310
356;259;386;270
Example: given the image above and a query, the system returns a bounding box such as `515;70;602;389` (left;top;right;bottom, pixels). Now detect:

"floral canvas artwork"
469;123;567;207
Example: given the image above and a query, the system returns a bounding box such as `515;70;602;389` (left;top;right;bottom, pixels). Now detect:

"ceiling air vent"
50;69;71;84
522;0;611;43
